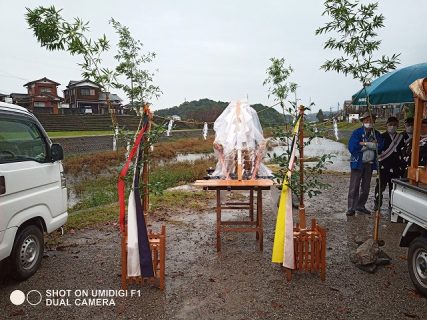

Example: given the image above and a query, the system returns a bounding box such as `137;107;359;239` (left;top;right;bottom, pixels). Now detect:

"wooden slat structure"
407;78;427;185
287;219;326;281
194;179;273;252
121;225;166;290
285;105;327;281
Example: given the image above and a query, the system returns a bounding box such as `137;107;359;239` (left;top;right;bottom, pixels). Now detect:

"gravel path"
1;173;426;319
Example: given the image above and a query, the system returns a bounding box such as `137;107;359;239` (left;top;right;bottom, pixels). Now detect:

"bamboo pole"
142;105;152;213
365;93;381;241
298;105;306;230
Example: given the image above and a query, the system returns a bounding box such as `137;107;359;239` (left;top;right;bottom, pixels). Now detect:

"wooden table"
194;179;273;252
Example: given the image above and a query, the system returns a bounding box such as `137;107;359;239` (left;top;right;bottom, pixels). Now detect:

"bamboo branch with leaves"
315;0;401;242
26;6;119;127
110;18;162;115
264;58;333;199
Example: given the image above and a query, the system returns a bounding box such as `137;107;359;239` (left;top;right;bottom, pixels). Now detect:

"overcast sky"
0;0;426;113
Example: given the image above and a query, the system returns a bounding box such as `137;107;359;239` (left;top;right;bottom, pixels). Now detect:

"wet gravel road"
1;173;426;319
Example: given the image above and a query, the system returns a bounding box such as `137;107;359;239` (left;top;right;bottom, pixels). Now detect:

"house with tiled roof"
63;80;123;114
23;77;63;114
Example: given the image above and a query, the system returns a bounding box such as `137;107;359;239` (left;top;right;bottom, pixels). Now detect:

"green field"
47;130;113;138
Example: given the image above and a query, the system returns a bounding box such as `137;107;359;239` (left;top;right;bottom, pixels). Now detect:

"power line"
0;71;30;82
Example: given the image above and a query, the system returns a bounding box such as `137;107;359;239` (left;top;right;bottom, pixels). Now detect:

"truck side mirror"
51;143;64;161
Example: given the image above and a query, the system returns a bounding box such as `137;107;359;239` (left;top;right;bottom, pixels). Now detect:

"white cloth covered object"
212;99;272;179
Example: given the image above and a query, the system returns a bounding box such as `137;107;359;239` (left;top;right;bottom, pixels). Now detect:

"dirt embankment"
1;173;426;319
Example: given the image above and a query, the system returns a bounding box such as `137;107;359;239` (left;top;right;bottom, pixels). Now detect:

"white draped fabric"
212;99;272;178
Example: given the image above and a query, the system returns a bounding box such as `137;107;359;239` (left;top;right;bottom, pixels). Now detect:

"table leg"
216;189;221;252
257;188;263;251
255;189;259;240
249;189;254;221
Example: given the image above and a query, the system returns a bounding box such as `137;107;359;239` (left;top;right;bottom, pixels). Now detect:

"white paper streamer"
333;118;339;141
113;126;119;151
314;126;319;144
166;119;174;137
202;122;208;140
125;140;130;159
127;156;141;277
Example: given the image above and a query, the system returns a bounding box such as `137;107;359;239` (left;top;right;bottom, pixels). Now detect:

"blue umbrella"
352;62;427;105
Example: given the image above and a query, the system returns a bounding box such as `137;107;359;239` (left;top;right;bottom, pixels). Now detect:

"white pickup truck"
390;78;427;296
0;102;68;280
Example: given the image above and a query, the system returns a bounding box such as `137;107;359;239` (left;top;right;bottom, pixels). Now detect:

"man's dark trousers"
348;162;372;211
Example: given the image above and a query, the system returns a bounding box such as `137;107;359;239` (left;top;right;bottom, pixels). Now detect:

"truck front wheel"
10;225;44;280
408;237;427;297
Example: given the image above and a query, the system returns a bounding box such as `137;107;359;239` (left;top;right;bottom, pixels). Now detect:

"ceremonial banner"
127;149;154;277
118;118;149;232
117;113;154;277
272;117;301;268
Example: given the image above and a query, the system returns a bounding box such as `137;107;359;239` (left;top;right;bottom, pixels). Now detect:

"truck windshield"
0;118;47;163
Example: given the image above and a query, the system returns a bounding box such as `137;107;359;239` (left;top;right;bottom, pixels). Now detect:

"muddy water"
269;137;350;172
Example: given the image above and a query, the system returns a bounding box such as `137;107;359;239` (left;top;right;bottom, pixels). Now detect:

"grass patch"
152;136;214;159
338;136;349;146
66;190;215;230
66;202;119;230
62;138;215;176
48;131;113;138
150;191;215;212
150;158;216;189
68;157;216;212
70;175;118;212
64;150;125;175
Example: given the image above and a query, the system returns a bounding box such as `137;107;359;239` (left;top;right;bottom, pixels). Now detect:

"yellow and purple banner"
272;117;300;269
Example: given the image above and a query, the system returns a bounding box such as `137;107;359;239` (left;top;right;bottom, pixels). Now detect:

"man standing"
347;112;384;216
402;117;414;170
373;116;406;212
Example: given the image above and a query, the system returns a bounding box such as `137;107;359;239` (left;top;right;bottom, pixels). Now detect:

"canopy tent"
352;62;427;106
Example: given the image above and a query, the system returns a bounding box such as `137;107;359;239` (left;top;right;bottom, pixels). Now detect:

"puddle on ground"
269;137;350;172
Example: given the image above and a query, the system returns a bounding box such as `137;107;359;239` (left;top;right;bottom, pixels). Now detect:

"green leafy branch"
110;18;162;112
315;0;400;85
26;6;117;94
264;58;333;198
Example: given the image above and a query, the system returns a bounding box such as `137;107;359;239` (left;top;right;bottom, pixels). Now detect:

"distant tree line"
153;98;287;129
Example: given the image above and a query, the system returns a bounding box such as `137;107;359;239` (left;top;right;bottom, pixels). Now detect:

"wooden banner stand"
287;219;326;281
285;106;327;281
120;112;166;290
121;225;166;290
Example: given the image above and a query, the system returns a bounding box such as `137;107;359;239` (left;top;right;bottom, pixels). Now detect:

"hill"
153;98;285;128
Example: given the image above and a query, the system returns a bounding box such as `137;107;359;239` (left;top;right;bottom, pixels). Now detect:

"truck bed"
391;178;427;229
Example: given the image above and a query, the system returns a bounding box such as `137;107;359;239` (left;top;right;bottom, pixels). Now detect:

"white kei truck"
0;102;68;280
391;78;427;297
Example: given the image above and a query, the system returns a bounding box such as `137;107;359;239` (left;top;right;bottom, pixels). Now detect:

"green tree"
110;18;161;113
264;58;332;198
25;5;166;191
25;6;164;150
315;0;401;239
315;0;400;86
263;58;297;122
316;109;325;122
26;6;118;119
